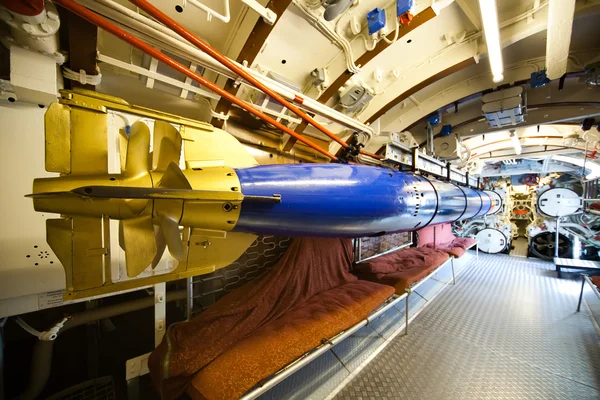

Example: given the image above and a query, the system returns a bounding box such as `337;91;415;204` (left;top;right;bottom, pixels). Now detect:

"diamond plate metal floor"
510;237;529;258
334;253;600;400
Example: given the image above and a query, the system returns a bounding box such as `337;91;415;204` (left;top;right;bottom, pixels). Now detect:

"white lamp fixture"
478;0;504;83
510;130;522;155
545;0;576;80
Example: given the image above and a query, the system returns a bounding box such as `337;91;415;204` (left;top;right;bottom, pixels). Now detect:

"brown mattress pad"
424;237;477;258
354;247;449;292
591;275;600;289
188;279;393;399
148;237;393;399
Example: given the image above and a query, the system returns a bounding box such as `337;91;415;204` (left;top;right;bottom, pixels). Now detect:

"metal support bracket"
154;282;166;346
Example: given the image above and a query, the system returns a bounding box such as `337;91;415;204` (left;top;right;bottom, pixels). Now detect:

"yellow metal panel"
71;216;105;291
179;167;242;230
61;88;214;131
182;126;258;169
63;267;197;300
46;218;74;289
70;109;108;174
103;216;112;284
187;229;257;271
44;103;71;174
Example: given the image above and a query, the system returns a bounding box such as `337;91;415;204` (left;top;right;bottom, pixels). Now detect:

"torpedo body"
235;164;492;237
28;117;492;296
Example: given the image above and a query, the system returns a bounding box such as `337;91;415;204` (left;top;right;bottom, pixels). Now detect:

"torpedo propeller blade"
121;215;158;277
153;121;182;171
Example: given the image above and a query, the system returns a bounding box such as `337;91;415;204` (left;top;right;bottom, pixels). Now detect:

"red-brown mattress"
591;275;600;289
148;237;394;400
424;237;477;258
354;247;449;293
188;279;393;400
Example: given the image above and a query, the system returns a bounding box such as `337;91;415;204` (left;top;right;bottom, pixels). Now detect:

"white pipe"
76;0;373;138
381;8;399;45
249;72;374;139
90;0;201;45
545;0;576;80
240;0;277;24
97;53;220;100
77;0;231;75
186;0;231;23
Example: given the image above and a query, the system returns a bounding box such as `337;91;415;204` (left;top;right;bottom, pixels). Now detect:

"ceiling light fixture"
510;130;522;155
478;0;504;83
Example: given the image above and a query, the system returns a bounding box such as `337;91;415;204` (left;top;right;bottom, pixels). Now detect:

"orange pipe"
128;0;383;160
129;0;350;148
52;0;337;161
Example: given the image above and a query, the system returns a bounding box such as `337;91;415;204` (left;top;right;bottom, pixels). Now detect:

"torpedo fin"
124;121;151;179
122;215;158;277
158;162;192;190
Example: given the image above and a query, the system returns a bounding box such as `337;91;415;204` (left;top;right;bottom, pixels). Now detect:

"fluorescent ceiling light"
546;0;576;80
510;131;522;155
478;0;504;83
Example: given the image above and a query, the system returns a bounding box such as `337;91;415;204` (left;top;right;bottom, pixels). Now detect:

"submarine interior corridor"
1;0;600;399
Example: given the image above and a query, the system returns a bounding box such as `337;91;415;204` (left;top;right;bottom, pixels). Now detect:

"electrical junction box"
440;124;452;136
426;111;440;126
482;86;526;128
530;70;550;88
339;84;373;114
367;8;386;35
397;0;413;15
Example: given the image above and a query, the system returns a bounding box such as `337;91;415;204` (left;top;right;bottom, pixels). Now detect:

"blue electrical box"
397;0;413;16
426;111;441;126
530;70;550;88
440;124;452;137
367;8;386;35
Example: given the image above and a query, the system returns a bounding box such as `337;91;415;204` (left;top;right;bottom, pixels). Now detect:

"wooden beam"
365;58;477;124
211;0;292;127
62;9;98;90
283;7;437;151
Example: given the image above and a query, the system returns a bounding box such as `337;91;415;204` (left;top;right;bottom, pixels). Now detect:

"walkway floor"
335;253;600;399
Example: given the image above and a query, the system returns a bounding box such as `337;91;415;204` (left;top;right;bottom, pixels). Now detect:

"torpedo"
234;164;493;237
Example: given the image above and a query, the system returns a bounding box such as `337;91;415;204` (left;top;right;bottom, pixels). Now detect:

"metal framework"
354;232;414;264
370;143;479;187
577;274;600;312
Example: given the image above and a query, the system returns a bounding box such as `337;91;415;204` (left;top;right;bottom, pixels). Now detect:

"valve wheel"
529;232;572;260
523;174;540;186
